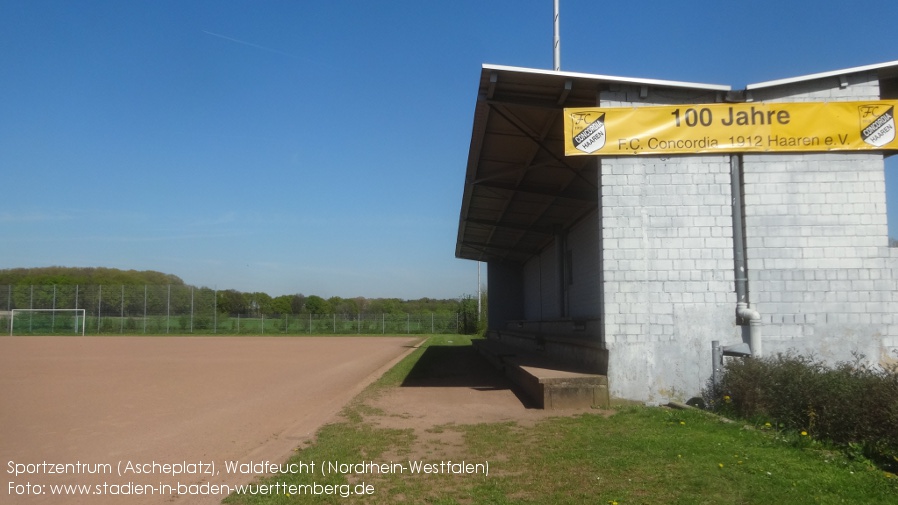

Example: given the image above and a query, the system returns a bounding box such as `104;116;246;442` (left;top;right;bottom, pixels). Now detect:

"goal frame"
9;309;86;336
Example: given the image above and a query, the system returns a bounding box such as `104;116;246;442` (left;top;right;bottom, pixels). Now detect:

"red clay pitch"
1;335;422;504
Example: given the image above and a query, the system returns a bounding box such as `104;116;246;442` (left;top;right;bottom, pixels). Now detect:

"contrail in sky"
202;30;297;59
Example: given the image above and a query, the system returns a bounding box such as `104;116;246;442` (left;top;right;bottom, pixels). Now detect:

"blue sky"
2;0;898;299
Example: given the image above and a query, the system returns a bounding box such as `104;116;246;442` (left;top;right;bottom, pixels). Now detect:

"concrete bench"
473;339;610;410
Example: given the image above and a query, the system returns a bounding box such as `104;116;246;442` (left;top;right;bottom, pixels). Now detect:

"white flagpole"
553;0;561;71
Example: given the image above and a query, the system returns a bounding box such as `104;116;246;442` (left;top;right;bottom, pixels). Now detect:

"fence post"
190;286;194;334
166;284;171;334
4;286;9;333
120;285;125;334
52;285;57;332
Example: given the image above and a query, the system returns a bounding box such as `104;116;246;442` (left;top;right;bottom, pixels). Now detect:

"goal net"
9;309;86;336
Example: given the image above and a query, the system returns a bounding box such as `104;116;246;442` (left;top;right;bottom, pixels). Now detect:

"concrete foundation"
474;336;610;409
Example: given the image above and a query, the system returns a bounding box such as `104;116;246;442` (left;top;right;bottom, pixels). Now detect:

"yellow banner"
564;101;898;156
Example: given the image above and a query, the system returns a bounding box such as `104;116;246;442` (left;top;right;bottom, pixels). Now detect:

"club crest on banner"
570;112;605;154
859;104;895;147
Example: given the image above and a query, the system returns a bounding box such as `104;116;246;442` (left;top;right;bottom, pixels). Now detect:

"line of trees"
215;290;469;318
0;267;183;287
0;267;486;333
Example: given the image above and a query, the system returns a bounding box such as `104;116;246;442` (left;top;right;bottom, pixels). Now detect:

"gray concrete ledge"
473;338;610;409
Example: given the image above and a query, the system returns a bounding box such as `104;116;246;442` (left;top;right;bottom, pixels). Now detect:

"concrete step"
473;338;609;410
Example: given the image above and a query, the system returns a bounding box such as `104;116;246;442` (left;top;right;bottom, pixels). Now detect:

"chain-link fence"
0;285;463;336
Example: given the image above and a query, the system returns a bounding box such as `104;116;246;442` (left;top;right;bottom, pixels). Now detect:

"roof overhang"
456;61;898;265
746;59;898;90
455;64;729;264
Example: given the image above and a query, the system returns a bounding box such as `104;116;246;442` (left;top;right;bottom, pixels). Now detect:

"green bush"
704;352;898;471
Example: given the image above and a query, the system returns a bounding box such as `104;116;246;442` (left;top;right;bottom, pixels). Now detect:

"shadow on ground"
400;344;536;407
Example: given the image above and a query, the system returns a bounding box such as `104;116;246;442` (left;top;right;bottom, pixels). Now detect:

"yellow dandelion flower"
718;463;724;468
801;431;808;436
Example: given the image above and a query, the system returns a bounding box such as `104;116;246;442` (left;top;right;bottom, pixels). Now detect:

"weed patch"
705;352;898;472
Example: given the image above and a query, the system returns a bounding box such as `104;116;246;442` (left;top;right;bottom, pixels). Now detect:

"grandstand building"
456;60;898;403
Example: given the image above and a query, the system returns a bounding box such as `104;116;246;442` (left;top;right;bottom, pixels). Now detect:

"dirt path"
359;344;597;462
0;336;421;505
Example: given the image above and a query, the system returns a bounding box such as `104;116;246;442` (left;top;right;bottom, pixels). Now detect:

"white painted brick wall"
741;75;894;364
600;146;738;401
596;76;896;403
748;72;880;103
744;150;893;360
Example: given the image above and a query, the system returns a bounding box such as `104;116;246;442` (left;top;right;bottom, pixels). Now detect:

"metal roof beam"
474;180;596;202
463;217;555;235
556;79;572;106
459;240;543;256
488;103;598;192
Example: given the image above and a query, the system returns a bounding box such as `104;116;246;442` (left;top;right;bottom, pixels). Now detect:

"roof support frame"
487;103;598;191
479;102;575;262
474;179;596;202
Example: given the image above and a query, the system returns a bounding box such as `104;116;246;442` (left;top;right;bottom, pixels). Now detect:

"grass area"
224;336;898;504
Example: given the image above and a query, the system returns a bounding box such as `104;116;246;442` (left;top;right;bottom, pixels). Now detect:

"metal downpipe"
730;155;762;357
